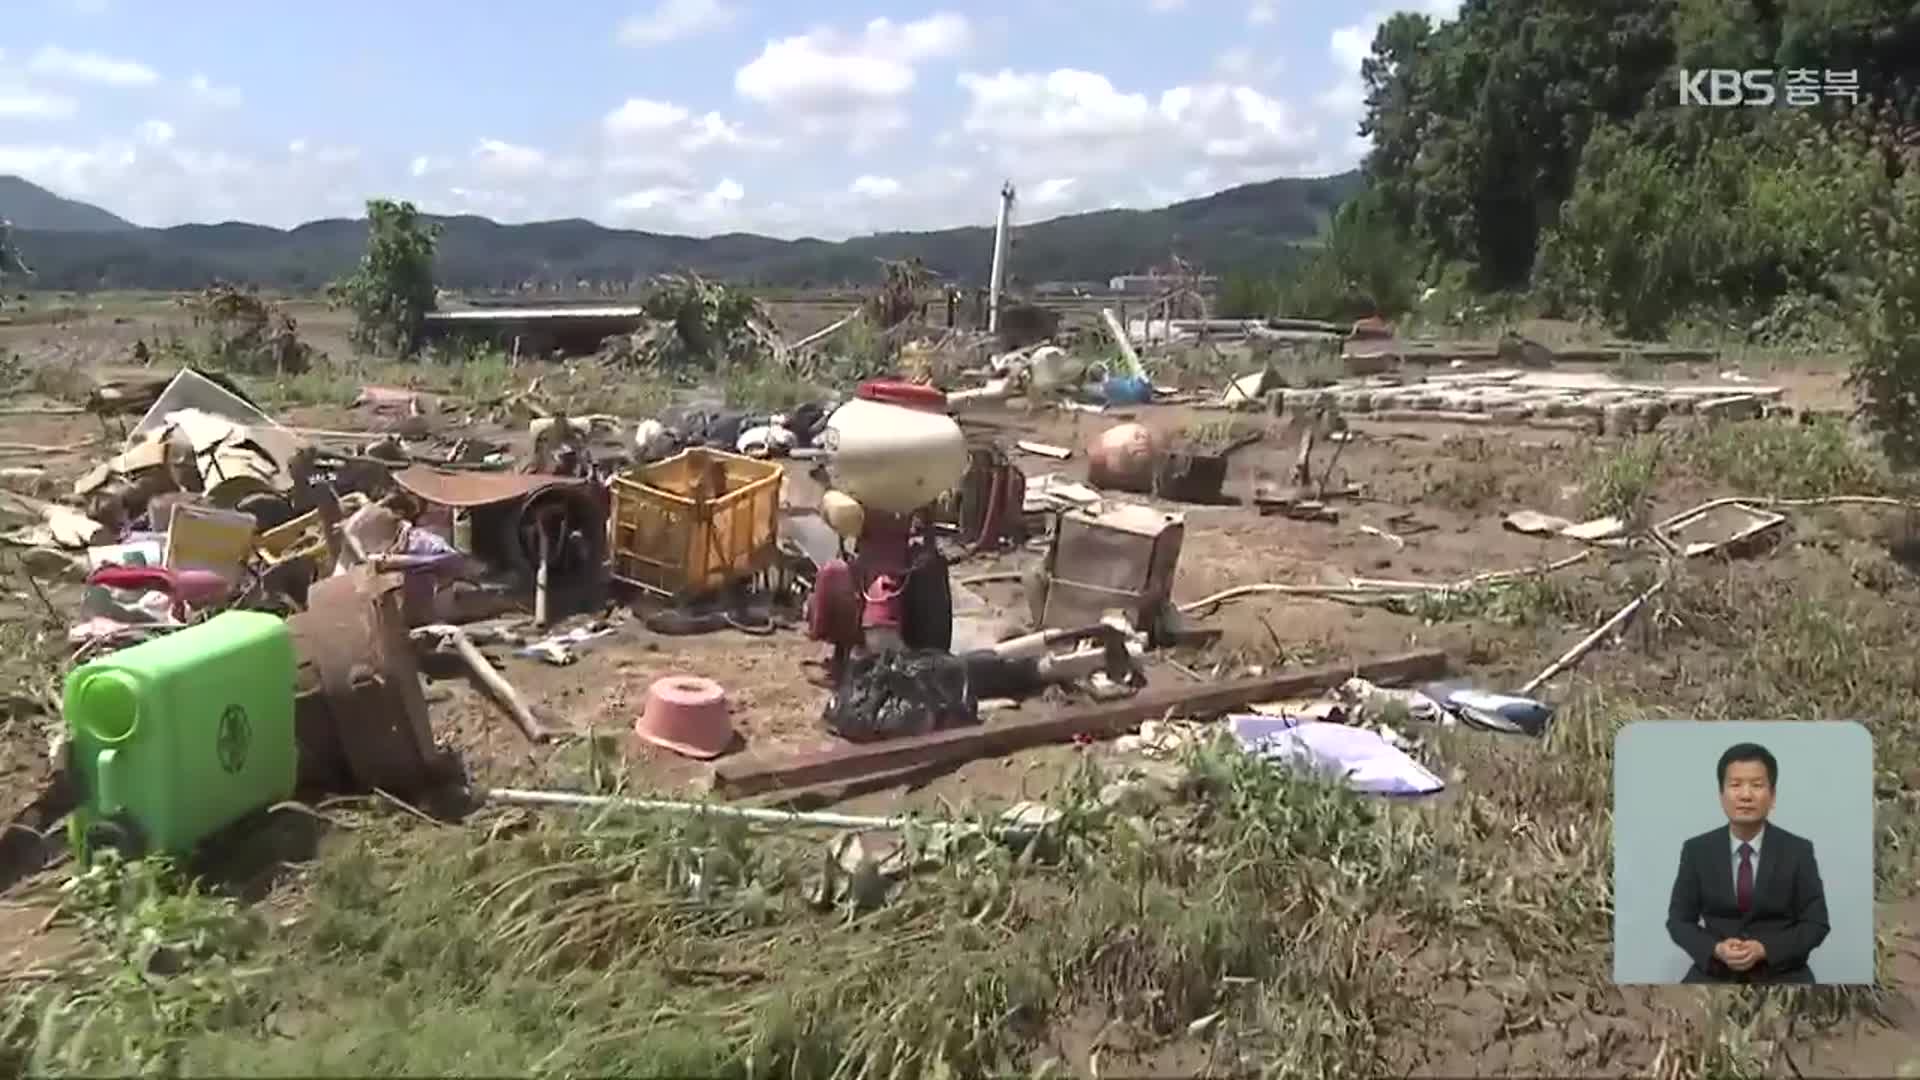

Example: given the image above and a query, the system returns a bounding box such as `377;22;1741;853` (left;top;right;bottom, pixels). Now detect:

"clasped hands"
1714;938;1768;972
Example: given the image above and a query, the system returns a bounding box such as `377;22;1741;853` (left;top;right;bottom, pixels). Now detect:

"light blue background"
1612;720;1876;985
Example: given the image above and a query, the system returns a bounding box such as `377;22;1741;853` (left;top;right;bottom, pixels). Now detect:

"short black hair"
1717;742;1778;788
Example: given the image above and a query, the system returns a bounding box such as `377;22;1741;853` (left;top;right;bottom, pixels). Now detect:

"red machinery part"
807;559;863;647
855;380;949;411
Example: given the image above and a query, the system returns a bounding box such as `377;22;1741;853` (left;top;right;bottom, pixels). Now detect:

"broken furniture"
287;567;447;795
1033;502;1185;634
77;369;309;532
1153;447;1229;503
609;447;782;599
256;492;372;568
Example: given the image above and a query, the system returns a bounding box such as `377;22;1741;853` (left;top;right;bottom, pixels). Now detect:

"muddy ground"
1;295;1917;1076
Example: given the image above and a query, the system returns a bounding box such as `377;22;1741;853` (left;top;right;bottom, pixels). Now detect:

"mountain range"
1;172;1363;292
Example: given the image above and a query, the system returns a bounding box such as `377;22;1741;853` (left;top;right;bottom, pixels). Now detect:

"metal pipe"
485;786;1021;836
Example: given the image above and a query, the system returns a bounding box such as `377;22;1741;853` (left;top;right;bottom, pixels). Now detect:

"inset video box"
1611;720;1875;986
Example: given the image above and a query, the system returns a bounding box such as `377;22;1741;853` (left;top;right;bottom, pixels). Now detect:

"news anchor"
1666;742;1830;983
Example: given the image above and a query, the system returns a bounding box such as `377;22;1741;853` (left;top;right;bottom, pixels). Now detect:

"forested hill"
1;172;1362;291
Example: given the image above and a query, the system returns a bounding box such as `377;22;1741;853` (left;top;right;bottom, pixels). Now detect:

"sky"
0;0;1460;239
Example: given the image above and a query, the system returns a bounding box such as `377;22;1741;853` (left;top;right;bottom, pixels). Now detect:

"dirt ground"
2;295;1918;1076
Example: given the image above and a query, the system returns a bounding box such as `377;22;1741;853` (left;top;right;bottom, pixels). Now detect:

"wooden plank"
713;649;1449;799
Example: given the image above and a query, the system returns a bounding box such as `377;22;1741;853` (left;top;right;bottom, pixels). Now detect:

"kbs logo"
1678;69;1859;107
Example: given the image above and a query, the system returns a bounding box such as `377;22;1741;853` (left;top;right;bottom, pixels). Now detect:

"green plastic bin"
64;610;297;859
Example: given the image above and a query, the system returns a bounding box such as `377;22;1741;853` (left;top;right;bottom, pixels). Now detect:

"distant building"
1107;273;1218;295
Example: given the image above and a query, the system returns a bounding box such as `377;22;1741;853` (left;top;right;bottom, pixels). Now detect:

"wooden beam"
713;649;1449;799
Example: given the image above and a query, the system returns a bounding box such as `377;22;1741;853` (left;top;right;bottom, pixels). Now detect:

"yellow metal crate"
609;448;783;598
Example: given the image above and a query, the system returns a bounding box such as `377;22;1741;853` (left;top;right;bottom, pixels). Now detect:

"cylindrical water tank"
822;384;968;514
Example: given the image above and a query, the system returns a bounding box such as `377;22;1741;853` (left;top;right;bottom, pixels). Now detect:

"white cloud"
602;98;773;154
1028;177;1078;206
28;46;158;87
704;178;745;207
1148;0;1187;9
734;12;970;144
958;68;1322;183
849;174;901;198
1248;1;1276;24
618;0;737;46
0;89;77;119
606;177;748;229
471;138;550;178
603;98;691;137
188;73;243;108
0;126;368;227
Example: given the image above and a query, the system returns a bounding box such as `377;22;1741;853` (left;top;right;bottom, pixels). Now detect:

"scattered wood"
1252;484;1341;522
788;311;860;352
1520;579;1665;696
0;438;100;457
423;627;553;743
711;649;1450;798
1289;427;1314;487
1014;440;1072;460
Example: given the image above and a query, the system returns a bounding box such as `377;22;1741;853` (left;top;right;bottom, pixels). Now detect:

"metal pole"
485;786;1013;836
987;182;1014;334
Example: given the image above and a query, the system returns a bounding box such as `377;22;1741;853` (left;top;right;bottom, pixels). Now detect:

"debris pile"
1;275;1880;911
179;282;317;376
1267;369;1782;432
599;274;785;372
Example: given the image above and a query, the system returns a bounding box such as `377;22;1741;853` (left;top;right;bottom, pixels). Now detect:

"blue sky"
0;0;1458;238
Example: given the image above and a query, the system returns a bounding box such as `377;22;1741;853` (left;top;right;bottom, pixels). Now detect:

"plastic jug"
64;610;297;859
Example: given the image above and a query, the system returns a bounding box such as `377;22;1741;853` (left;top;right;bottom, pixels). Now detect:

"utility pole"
987;181;1014;334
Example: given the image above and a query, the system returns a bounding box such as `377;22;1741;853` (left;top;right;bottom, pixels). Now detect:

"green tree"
328;199;441;356
1359;0;1676;288
1846;131;1920;468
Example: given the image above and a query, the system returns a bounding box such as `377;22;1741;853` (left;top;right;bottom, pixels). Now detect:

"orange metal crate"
609;447;783;598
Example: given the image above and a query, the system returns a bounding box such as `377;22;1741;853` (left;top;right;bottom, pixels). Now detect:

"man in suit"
1666;742;1830;984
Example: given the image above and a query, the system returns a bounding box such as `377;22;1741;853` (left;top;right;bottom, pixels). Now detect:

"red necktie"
1736;843;1754;912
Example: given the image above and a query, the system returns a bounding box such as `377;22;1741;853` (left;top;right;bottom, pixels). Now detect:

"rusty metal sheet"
288;567;442;794
393;465;582;509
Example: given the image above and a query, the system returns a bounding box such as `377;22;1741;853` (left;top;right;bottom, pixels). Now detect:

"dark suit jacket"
1665;823;1830;983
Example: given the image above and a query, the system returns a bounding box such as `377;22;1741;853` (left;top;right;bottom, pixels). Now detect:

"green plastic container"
64;610;297;859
